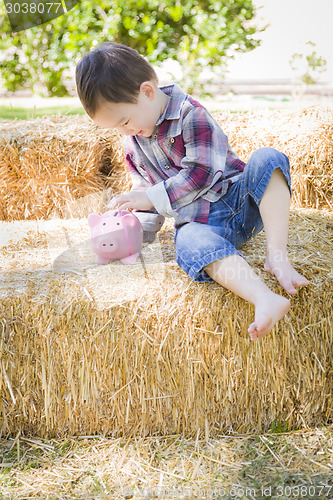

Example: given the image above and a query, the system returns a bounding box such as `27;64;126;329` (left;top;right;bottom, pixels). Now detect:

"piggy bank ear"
122;213;137;227
87;213;101;227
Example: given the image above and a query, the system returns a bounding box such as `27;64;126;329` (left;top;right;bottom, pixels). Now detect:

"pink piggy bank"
88;210;143;265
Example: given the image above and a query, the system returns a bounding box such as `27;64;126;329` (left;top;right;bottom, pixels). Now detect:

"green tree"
113;0;263;94
0;0;264;96
290;41;327;86
0;1;114;95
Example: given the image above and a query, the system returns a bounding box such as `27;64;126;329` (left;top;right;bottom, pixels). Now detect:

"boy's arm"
109;141;154;208
109;141;165;241
145;106;230;218
125;148;153;193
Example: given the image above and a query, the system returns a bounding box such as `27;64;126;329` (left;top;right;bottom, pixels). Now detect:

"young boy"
76;42;309;341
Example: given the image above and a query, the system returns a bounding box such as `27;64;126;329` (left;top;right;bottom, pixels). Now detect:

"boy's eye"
123;119;129;126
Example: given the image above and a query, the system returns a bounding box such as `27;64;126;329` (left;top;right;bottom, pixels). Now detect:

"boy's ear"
140;81;156;101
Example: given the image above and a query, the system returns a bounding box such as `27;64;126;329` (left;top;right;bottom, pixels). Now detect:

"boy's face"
92;82;162;138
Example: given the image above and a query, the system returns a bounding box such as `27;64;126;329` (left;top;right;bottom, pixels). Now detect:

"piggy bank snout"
95;234;118;252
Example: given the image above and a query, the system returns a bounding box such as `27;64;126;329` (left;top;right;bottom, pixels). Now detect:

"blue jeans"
174;147;292;282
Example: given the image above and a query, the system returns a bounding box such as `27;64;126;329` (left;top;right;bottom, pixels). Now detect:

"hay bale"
0;208;332;438
214;106;333;210
0;106;332;222
0;115;128;221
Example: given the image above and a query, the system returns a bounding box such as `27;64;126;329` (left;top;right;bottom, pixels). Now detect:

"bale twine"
0;207;332;438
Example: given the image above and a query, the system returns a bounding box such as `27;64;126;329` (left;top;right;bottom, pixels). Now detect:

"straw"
0;206;332;438
1;106;332;221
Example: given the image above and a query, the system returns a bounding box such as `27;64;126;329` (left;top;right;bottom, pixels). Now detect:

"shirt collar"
155;84;187;126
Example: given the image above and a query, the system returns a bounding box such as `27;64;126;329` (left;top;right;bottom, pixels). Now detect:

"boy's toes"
286;284;298;295
287;269;309;292
248;320;271;341
283;274;309;295
295;275;310;287
248;323;259;341
278;276;297;295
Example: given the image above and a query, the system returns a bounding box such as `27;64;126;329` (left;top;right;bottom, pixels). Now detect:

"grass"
0;427;332;499
0;104;85;120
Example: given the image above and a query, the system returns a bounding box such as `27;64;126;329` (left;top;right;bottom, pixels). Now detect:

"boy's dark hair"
75;42;158;117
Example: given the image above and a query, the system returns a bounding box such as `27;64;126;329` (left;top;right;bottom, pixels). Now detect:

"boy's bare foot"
248;292;290;341
264;255;309;295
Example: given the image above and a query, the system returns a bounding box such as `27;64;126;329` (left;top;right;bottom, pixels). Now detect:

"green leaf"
0;0;264;97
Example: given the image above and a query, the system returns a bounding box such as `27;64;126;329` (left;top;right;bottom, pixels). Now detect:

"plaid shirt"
124;84;245;228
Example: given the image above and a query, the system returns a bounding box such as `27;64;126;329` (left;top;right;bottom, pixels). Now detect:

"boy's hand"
107;191;154;211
